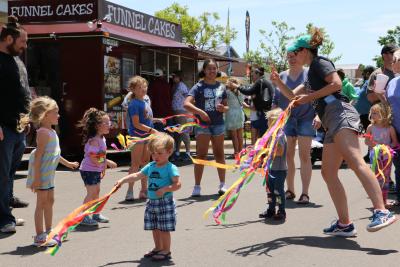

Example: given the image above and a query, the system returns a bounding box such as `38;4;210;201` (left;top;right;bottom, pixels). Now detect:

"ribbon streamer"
203;102;293;224
44;186;120;255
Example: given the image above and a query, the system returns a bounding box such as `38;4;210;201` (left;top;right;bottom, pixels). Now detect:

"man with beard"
0;16;30;233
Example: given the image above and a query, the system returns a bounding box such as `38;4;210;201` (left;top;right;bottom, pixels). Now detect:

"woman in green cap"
271;28;396;237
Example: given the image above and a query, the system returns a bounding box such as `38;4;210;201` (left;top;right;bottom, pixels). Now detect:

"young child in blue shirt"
116;132;181;261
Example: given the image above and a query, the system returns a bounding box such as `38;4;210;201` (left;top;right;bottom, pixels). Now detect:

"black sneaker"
273;210;286;221
10;197;29;208
259;209;275;218
363;154;370;164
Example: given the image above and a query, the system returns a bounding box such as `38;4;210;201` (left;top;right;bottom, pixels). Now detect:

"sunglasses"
292;47;304;55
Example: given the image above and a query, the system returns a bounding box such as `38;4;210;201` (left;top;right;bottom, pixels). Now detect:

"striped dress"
27;128;61;190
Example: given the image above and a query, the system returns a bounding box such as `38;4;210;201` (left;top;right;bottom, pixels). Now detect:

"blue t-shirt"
188;81;227;125
127;98;154;137
355;80;371;116
141;161;180;199
386;76;400;134
273;69;315;121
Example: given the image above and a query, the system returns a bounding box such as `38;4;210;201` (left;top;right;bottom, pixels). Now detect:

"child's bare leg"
44;189;54;232
127;143;145;194
152;230;162;251
140;144;150;196
159;231;171;253
84;185;100;203
35;190;47;235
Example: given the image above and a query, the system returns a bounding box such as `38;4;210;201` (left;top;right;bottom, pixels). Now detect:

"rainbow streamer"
204;103;293;224
370;144;394;186
116;133;155;151
161;114;208;134
44;186;120;255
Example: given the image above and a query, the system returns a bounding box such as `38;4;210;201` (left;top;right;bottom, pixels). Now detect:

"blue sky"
111;0;400;66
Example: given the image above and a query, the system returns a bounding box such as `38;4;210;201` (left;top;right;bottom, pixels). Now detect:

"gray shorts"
322;100;361;144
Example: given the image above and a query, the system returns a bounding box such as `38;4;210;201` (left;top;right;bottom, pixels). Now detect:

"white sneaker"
16;218;25;226
33;232;57;247
191;185;201;197
0;222;16;233
125;190;134;201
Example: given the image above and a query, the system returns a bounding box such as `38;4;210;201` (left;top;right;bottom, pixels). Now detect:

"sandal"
285;190;296;200
152;251;171;261
297;193;310;204
139;190;147;199
144;250;161;258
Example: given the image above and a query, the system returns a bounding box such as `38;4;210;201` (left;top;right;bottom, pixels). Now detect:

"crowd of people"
2;15;400;261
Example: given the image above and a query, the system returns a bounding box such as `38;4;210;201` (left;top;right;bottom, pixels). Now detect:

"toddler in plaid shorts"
116;133;181;261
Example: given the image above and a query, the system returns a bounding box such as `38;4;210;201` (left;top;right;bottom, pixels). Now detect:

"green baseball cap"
287;34;312;52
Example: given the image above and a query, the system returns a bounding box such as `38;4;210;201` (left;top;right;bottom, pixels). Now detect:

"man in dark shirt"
0;17;30;233
228;66;274;137
366;44;398;104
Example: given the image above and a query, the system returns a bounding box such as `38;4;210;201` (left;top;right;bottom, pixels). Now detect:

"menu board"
104;56;123;129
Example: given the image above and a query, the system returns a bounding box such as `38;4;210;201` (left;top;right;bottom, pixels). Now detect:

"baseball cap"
155;68;163;77
381;44;398;55
287;34;312;52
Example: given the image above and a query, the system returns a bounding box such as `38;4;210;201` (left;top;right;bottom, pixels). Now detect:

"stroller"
310;129;325;166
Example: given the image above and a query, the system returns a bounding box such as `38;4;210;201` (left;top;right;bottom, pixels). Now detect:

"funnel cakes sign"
8;0;182;42
8;0;98;22
103;1;181;42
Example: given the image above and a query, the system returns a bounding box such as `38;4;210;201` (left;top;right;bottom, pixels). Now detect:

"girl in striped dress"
27;96;79;246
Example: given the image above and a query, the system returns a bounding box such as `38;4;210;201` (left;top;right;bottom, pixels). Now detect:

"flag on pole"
226;8;232;76
245;11;250;54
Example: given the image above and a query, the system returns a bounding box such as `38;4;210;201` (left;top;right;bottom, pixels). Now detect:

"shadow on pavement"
285;201;323;209
1;245;46;256
176;194;220;208
99;257;175;267
111;199;146;210
206;219;264;229
0;232;16;239
14;174;27;180
229;235;398;257
74;225;110;232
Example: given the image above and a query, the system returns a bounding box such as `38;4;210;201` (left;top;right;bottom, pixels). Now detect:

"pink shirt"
79;136;107;172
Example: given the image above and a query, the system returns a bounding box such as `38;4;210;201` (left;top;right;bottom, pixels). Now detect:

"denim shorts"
80;171;101;186
144;196;176;232
284;117;315;137
195;124;225;137
251;116;268;136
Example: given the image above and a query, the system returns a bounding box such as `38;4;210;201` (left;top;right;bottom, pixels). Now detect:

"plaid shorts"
144;196;176;232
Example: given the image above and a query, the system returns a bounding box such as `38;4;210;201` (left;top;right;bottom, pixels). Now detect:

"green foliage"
244;21;341;73
304;23;342;63
374;26;400;67
243;50;267;69
155;3;237;51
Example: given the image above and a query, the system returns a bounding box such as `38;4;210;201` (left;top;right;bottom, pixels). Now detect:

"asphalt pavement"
1;145;400;267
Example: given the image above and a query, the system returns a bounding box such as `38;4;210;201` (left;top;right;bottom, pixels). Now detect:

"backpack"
253;78;273;112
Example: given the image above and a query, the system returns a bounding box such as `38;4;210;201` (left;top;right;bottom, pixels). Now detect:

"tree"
374;26;400;67
304;23;341;63
155;3;237;51
244;21;341;73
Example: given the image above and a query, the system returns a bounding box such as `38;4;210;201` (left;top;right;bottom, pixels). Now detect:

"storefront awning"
22;22;189;48
22;22;237;61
